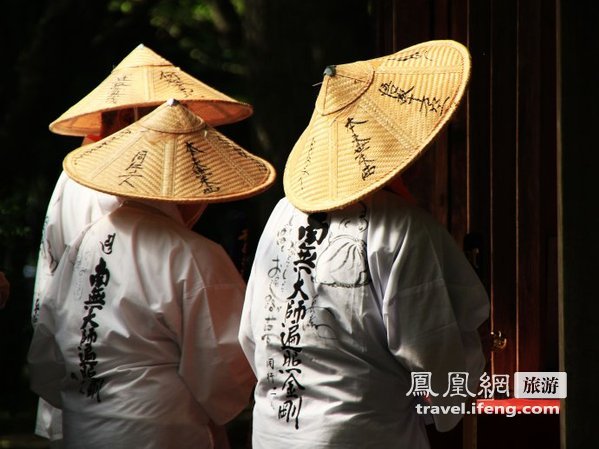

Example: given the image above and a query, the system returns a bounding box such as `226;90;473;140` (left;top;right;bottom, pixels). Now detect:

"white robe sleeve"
28;314;65;409
29;233;86;412
373;205;489;432
178;252;255;425
28;272;67;410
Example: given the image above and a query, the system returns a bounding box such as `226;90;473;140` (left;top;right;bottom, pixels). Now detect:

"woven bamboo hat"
284;40;471;212
63;99;275;203
50;44;252;136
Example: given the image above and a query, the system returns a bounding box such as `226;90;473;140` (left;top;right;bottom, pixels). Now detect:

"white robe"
29;200;255;449
239;190;489;449
32;171;122;442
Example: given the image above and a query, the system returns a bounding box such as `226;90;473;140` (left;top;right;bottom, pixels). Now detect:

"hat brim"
63;100;275;203
284;40;471;212
50;45;252;136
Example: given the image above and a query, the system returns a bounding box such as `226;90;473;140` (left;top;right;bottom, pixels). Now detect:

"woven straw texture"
284;40;471;212
50;44;252;136
63;100;275;203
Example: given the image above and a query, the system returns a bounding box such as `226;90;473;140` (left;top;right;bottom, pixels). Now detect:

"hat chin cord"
178;203;208;229
384;176;417;206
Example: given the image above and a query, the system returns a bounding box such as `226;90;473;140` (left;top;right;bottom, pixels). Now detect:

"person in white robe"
31;44;255;447
28;100;275;449
238;40;490;448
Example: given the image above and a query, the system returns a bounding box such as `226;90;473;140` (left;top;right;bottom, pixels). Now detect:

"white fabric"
239;190;489;449
32;171;122;442
29;201;254;449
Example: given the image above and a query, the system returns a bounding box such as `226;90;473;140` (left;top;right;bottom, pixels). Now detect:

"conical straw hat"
63;99;275;203
50;44;252;136
284;40;471;212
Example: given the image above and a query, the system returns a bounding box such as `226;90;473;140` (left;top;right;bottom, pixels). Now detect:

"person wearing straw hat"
238;40;489;448
31;44;254;448
28;99;275;449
